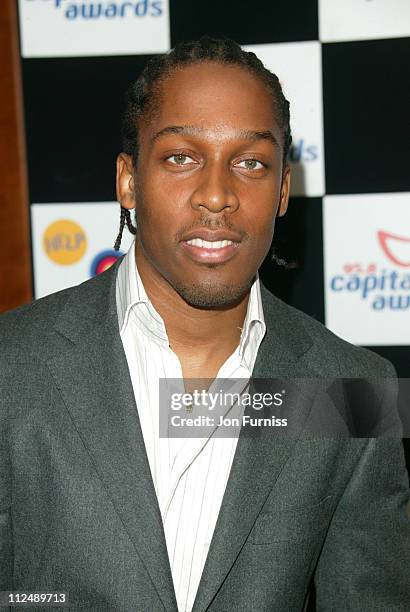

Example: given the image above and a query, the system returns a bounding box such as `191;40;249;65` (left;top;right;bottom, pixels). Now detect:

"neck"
134;242;251;358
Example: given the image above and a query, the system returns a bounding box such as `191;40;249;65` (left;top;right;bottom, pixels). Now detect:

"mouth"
181;238;240;264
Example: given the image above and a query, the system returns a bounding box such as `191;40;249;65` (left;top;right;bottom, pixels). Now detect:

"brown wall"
0;0;32;313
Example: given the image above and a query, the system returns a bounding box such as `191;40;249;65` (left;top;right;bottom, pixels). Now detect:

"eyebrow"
151;125;279;147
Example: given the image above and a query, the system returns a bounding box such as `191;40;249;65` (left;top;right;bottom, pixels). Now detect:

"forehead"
144;62;279;139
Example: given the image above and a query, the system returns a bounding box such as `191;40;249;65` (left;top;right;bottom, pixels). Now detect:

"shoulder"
0;260;120;363
260;284;395;378
0;287;77;363
0;285;73;348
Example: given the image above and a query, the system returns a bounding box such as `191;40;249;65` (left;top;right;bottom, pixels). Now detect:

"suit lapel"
49;260;178;612
192;285;317;612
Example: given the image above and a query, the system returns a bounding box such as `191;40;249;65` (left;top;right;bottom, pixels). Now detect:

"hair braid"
113;206;136;251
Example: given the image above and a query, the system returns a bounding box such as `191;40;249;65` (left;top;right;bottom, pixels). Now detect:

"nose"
190;161;239;214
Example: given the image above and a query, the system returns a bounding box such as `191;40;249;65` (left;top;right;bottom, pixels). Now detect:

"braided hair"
114;36;292;250
113;206;137;251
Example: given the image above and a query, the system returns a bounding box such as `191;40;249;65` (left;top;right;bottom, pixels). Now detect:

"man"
0;38;409;612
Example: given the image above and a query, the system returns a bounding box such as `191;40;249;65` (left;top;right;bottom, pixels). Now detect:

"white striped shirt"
116;240;266;612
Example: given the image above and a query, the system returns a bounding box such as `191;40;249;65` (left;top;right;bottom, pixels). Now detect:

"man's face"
117;62;290;309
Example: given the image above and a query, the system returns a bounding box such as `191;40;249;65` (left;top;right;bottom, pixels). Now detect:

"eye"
166;153;195;165
236;159;265;170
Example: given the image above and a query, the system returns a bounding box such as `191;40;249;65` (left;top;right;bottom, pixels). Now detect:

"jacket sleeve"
314;437;410;611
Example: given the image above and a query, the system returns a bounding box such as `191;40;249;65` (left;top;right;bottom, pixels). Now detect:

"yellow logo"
43;219;87;265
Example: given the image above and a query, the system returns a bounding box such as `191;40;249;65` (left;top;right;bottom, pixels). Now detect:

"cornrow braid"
113;206;136;251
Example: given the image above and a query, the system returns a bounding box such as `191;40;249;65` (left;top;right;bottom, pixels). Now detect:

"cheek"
137;176;190;227
138;211;174;254
242;210;276;264
242;203;277;239
145;162;191;200
238;179;281;224
254;225;275;260
134;194;184;262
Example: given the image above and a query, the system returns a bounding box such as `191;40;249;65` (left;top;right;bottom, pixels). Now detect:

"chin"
174;279;252;310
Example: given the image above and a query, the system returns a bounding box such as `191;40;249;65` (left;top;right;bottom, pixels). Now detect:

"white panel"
31;202;134;298
319;0;410;43
244;42;325;197
323;192;410;345
19;0;170;58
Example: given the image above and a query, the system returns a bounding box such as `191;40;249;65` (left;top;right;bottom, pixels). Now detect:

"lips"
179;228;243;264
180;228;242;243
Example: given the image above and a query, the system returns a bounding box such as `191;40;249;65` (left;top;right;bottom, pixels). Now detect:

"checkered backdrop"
17;0;410;382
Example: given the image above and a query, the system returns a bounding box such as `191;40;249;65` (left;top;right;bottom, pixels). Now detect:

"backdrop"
17;0;410;386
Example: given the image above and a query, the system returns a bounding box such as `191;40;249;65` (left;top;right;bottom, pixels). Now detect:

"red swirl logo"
377;230;410;268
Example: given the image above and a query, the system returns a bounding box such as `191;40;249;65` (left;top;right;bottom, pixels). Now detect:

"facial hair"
173;275;252;310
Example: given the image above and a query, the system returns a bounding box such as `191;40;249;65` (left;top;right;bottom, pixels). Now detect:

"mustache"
176;215;248;242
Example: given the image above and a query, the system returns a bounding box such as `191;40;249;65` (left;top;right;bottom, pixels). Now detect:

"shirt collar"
116;240;168;343
238;272;266;366
116;240;266;361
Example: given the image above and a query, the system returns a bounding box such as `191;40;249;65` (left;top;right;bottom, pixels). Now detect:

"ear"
116;153;135;209
277;164;291;217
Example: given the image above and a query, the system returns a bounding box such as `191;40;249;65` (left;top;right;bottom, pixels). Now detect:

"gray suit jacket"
1;258;409;611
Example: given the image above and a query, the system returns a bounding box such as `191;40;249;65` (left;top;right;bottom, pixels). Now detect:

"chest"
178;357;223;382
